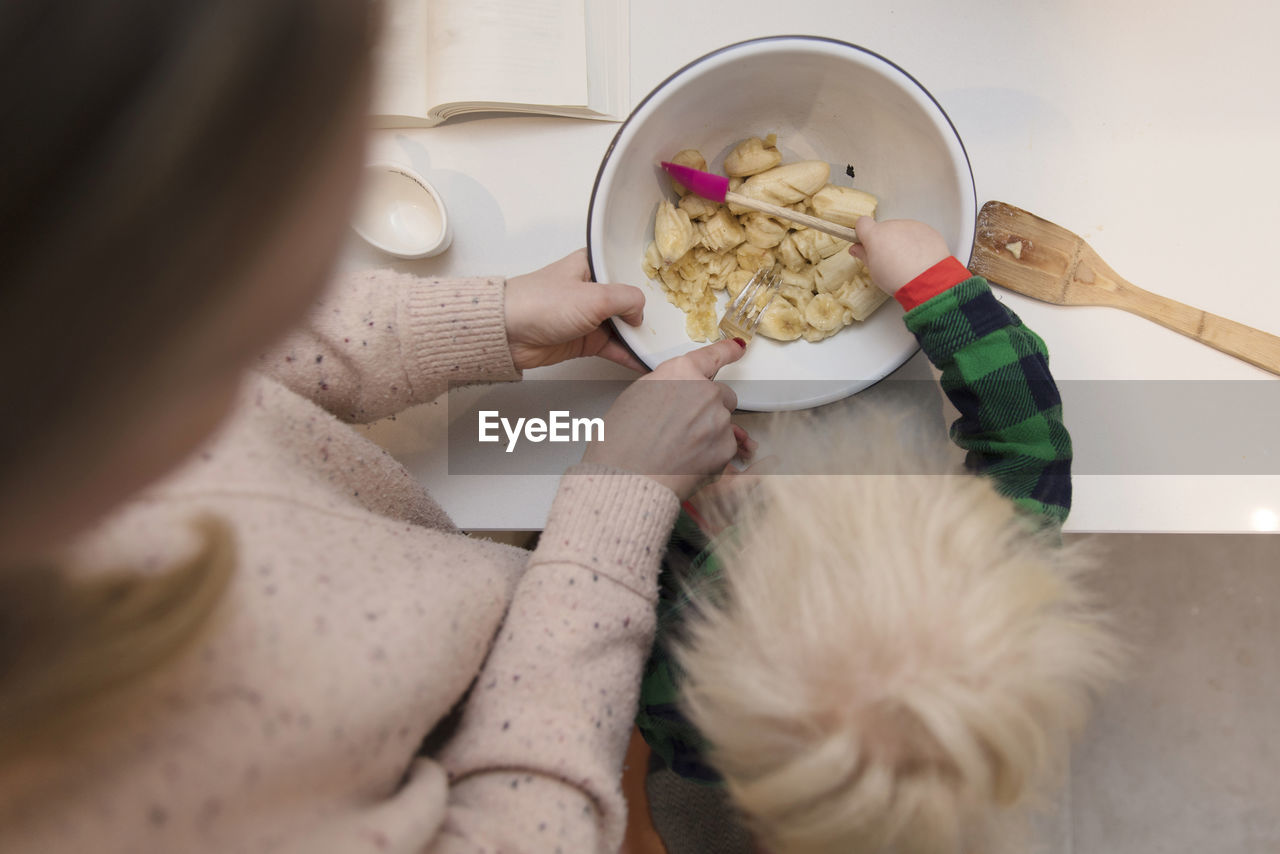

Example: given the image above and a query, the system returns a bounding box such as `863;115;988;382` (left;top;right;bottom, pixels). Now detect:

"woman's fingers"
591;328;647;372
563;247;591;281
718;380;739;414
592;282;645;327
731;423;755;459
583;337;748;499
673;337;747;380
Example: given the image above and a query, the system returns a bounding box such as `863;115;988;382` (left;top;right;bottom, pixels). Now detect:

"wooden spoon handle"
1115;286;1280;376
724;191;860;244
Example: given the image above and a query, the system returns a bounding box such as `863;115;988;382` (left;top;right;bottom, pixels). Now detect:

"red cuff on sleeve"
894;256;973;311
681;500;710;532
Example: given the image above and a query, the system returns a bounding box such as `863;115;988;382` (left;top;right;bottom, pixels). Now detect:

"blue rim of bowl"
584;32;977;291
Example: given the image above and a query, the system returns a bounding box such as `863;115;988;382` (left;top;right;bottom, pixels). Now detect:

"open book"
372;0;630;128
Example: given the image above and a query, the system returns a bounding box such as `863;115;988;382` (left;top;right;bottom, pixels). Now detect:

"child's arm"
853;218;1072;526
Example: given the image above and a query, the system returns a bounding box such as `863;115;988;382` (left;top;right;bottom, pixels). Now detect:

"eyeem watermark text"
478;410;604;453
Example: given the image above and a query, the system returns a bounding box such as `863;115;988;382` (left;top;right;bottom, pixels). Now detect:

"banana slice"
641;241;662;279
741;212;788;249
792;229;849;266
780;266;816;290
779;284;814;312
724;269;754;297
802;325;839;343
735;244;775;274
775;233;808;272
723;135;783;177
672;257;704;293
814;250;861;293
668;149;707;196
739;161;830;205
655;200;696;265
757;300;806;341
804;293;844;333
679;193;720;221
684;301;719;342
835;277;890;321
704;249;738;280
657;264;684;292
699;208;747;253
725;176;750;215
810;184;878;227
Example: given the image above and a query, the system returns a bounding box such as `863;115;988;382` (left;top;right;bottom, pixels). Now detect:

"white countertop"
342;0;1280;533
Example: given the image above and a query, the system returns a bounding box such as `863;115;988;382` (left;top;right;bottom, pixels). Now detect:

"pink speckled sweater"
0;272;679;853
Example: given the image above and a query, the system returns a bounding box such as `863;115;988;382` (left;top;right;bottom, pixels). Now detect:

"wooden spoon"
969;201;1280;376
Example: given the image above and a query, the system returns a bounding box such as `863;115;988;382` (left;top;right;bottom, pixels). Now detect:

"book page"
584;0;628;117
426;0;590;109
371;0;432;118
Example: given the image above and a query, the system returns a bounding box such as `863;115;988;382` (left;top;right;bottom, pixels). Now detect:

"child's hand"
505;248;646;371
849;217;951;296
684;453;777;535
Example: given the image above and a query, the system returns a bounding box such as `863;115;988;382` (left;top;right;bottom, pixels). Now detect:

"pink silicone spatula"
660;161;861;244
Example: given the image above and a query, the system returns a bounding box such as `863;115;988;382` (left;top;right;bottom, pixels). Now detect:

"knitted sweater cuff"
402;277;521;386
533;463;682;602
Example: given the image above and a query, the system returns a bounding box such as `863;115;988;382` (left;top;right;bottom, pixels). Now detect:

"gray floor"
639;533;1280;854
1067;533;1280;854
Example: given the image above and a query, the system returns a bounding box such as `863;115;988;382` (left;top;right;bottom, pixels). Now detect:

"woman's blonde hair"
0;518;235;762
0;1;375;757
674;406;1122;854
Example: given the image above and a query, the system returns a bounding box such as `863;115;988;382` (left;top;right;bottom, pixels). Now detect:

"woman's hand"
583;338;748;500
505;249;646;371
849;217;950;296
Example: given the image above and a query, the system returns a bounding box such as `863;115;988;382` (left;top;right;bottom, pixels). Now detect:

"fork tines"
718;264;782;344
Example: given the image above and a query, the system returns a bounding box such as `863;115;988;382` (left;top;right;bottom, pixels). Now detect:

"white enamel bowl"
587;36;976;411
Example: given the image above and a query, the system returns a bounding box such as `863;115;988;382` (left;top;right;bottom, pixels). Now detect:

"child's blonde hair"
674;405;1120;854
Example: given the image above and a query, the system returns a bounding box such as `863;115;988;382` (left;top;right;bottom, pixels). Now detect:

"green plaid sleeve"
903;276;1072;527
634;511;725;784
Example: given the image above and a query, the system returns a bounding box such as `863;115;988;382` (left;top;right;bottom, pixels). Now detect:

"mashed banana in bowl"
642;134;889;343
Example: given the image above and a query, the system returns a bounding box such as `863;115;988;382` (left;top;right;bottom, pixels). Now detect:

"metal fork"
717;264;782;344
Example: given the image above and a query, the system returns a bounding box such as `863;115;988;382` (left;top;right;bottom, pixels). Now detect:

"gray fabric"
645;762;755;854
